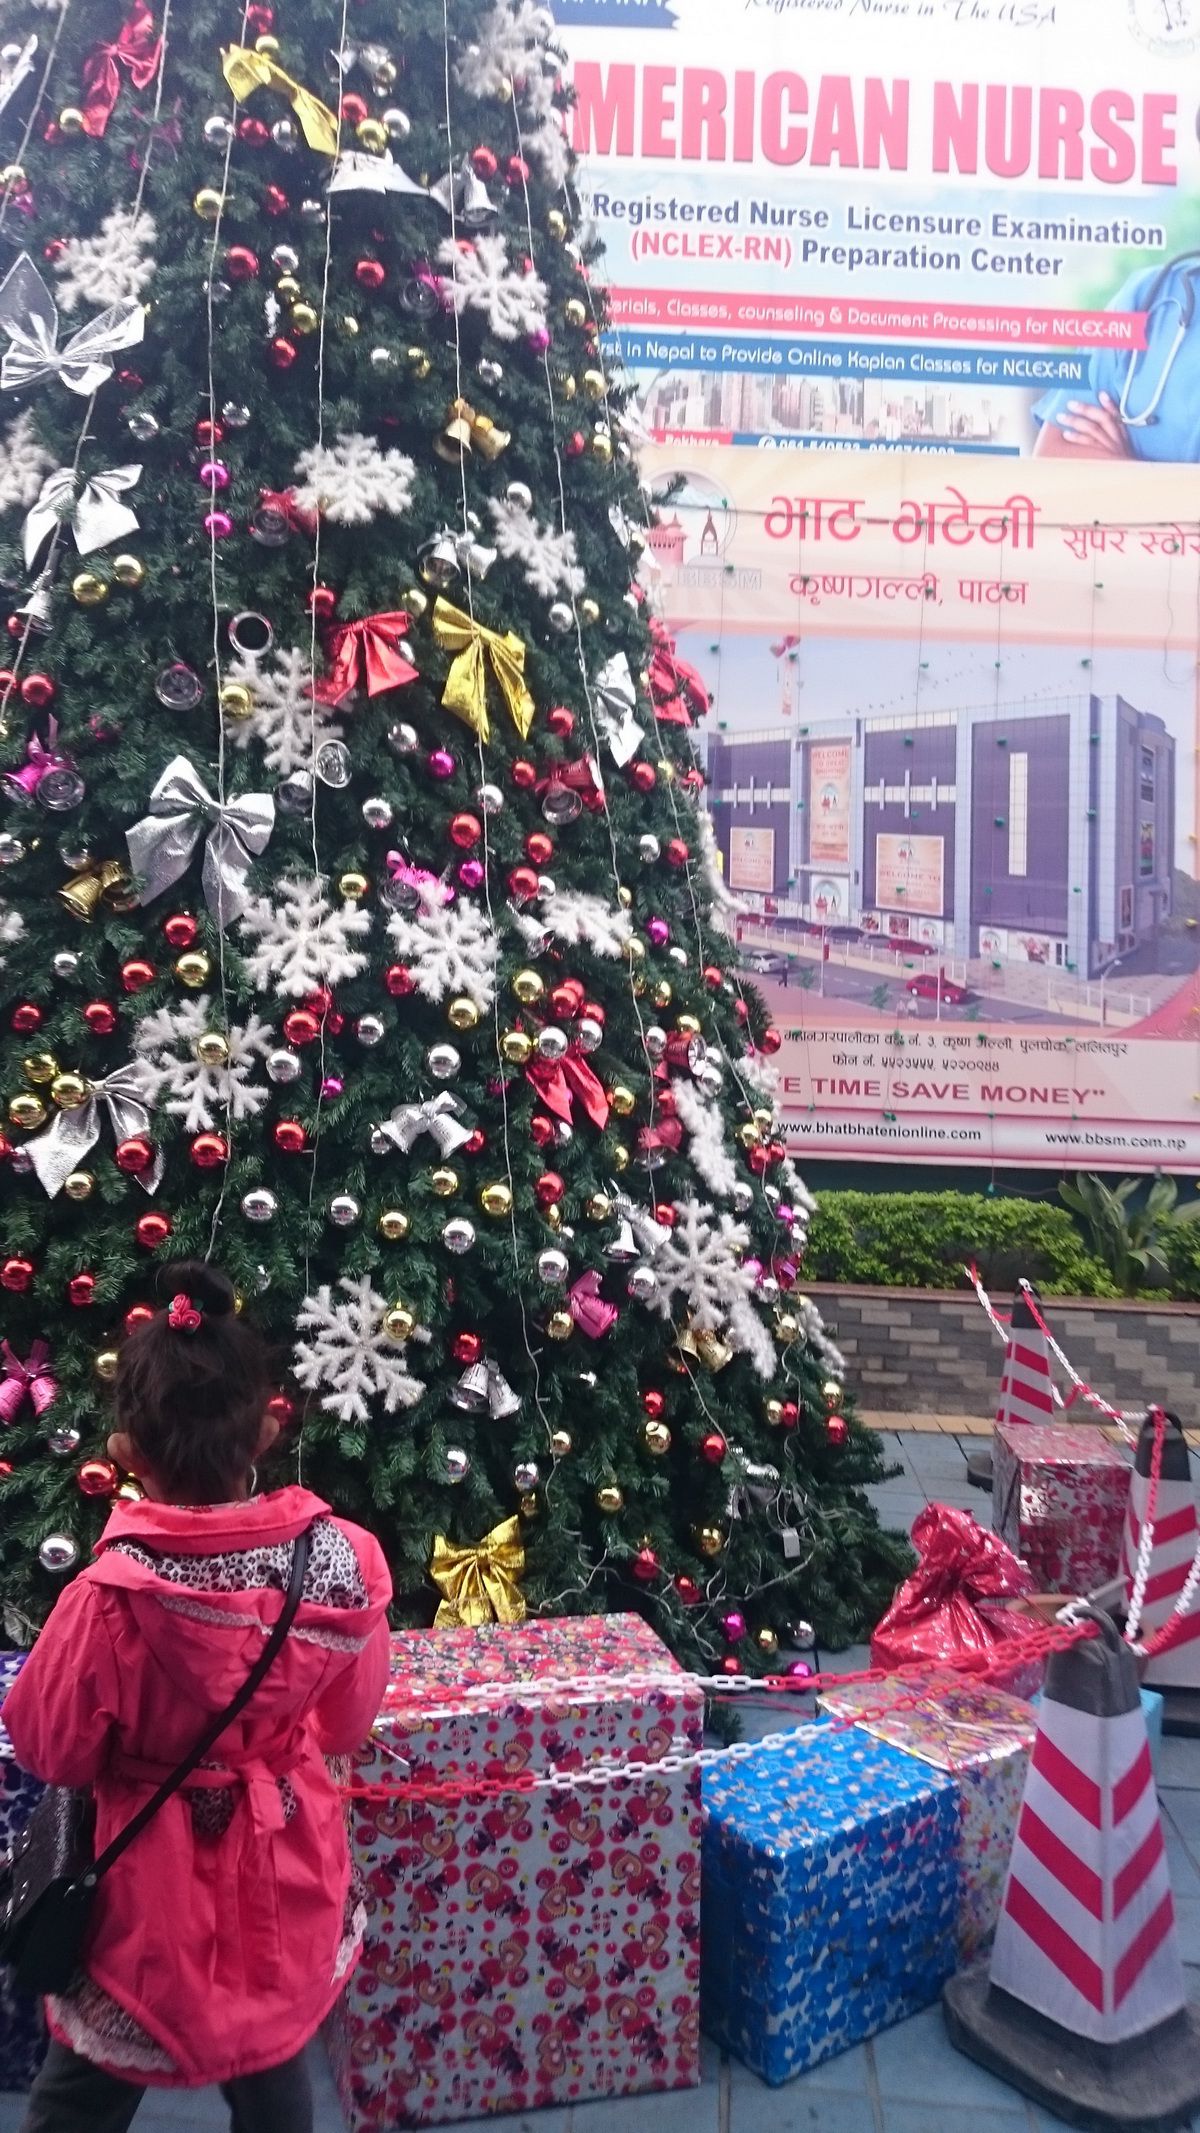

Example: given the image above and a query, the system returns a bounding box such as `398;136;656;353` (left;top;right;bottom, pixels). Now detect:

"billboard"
809;741;852;865
876;835;945;918
728;825;776;893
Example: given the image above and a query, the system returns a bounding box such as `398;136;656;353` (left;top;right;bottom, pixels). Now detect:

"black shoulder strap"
86;1524;312;1886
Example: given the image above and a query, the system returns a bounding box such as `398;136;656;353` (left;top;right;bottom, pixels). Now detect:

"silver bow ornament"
329;151;429;200
126;755;274;929
594;652;645;767
374;1092;474;1159
24;463;142;570
28;1061;163;1199
0;252;145;397
0;37;38;121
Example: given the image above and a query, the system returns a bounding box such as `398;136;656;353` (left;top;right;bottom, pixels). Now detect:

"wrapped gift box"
817;1668;1035;1960
701;1720;959;2085
326;1614;702;2129
0;1654;47;2088
994;1422;1129;1594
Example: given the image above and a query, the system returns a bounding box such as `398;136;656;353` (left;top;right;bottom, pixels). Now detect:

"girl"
2;1261;392;2133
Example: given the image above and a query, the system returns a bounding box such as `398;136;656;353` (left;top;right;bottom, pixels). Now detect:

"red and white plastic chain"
348;1618;1082;1807
1125;1403;1166;1648
965;1265;1146;1441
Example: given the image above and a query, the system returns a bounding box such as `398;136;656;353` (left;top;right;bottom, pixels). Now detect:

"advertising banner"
729;824;777;892
809;741;853;864
876;834;945;917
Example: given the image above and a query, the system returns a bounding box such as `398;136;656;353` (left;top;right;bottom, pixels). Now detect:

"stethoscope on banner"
1118;252;1200;427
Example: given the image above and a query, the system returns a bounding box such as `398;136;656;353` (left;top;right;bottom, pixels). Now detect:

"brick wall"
805;1286;1200;1417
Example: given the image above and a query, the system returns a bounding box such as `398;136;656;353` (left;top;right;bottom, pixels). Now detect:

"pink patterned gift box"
994;1421;1130;1596
816;1668;1035;1960
326;1613;703;2129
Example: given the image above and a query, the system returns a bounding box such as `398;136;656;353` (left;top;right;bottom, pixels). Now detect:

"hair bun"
158;1259;235;1320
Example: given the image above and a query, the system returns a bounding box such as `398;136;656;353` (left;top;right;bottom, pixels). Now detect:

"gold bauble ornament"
93;1349;119;1384
547;208;568;239
254;32;281;54
111;554;146;588
275;275;302;304
448;996;480;1031
23;1052;59;1086
512;969;544;1005
775;1313;800;1344
195;1032;230;1068
384;1304;415;1342
590;432;613;465
764;1399;783;1427
585;1193;613;1222
51;1073;89;1109
407;346;432;379
193;187;225;220
581;368;607;400
479;1182;513;1219
595;1483;624;1514
544;1203;562;1230
175;951;211;988
738;1122;762;1148
564;297;587;327
676;1014;702;1037
378;1208;410;1241
608;1084;635;1118
0;165;28;192
546;1309;574;1341
550;1429;572;1457
579;597;601;625
658;758;676;785
652;981;673;1009
338;871;369;900
631;975;647;998
643;1420;671;1456
618;889;635;912
611;1145;630;1172
823;1379;844;1406
63;1169;94;1200
338;314;360;339
356;117;389;152
116;1480;144;1504
695;1524;725;1558
9;1092;46;1130
558;371;578;401
72;571;109;607
291;303;320;336
58;106;87;136
756;1626;780;1656
519;1492;540;1519
499;1030;533;1065
753;1106;773;1131
430;1167;460;1198
219;680;254;720
403;586;429;618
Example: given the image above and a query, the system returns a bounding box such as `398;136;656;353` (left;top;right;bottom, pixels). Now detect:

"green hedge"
804;1192;1122;1298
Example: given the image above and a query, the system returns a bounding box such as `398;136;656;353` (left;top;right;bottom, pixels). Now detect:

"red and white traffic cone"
944;1608;1200;2132
969;1283;1055;1493
1124;1410;1200;1694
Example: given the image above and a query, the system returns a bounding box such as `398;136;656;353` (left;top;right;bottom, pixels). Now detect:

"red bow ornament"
525;1050;610;1131
319;612;419;704
80;0;163;138
0;1340;58;1425
648;622;710;728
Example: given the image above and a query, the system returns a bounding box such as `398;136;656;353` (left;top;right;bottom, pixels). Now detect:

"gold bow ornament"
220;45;339;155
431;597;534;744
430;1516;526;1627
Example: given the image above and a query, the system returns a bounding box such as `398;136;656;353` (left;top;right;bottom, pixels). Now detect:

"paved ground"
2;1429;1196;2132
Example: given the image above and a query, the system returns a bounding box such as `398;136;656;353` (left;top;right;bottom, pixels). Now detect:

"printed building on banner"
704;696;1174;976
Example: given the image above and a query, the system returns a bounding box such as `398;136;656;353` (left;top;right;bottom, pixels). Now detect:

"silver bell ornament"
450;1363;490;1412
276;771;316;816
605;1221;639;1264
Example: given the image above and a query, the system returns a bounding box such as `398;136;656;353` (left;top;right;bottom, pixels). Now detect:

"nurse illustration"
1034;253;1200;461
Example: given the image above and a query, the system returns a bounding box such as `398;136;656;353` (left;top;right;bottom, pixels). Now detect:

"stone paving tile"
870;2005;1044;2112
728;2039;874;2096
880;2104;1032;2133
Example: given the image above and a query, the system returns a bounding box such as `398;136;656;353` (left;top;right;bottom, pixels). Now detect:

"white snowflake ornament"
53;209;157;314
292;432;416;527
224;646;342;779
436;234;548;342
673;1079;739;1198
238;875;372;997
528;890;632;960
455;2;557;98
0;905;25;969
651;1198;776;1380
293;1274;428;1424
133;996;274;1135
386;880;498;1013
0;411;54;514
487;495;584;602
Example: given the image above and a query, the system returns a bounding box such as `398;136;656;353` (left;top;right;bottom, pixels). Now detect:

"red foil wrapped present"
871;1504;1042;1698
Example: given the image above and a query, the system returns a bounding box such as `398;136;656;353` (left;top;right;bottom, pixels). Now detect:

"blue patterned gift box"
0;1653;47;2089
701;1721;959;2085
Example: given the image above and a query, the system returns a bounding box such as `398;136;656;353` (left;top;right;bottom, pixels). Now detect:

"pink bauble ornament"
204;511;234;539
428;749;456;780
720;1609;746;1643
458;859;484;890
646;917;669;948
199;460;230;490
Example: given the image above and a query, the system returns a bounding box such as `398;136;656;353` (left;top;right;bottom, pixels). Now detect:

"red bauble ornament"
237;115;270;146
163;913;198;950
760;1027;782;1055
273;1119;307;1154
83;1001;118;1036
114;1135;154;1175
511;759;538;789
120;958;155;994
525;831;554;866
702;966;723;990
124;1303;153;1332
0;1462;12;1479
780;1400;800;1430
1;1258;33;1293
340;92;369;126
550;980;585;1019
135;1211;172;1249
700;1430;727;1464
384;964;416;998
20;673;54;709
307;584;338;620
191;1133;228;1168
629;761;656;794
748;1146;770;1176
449;813;482;849
471;144;499;178
582;1000;605;1025
767;1140;786;1166
11;1003;43;1033
564;431;586;458
67;1272;95;1306
325;1008;345;1037
720;1655;741;1677
355;257;386;291
117;370;144;392
631;1546;659;1584
263;184;289;217
305;987;334;1017
282;1008;321;1046
530;1114;555;1148
641;1388;665;1420
266;1392;295;1426
654;1203;677;1229
507;866;538;901
665;838;690;869
269;337;298;369
245;2;274;30
505;154;530;186
674;1573;701;1606
545;704;574;739
225;246;259;282
463;1129;486;1156
77;1458;118;1497
534;1170;564;1208
826;1414;849;1446
194;418;224;449
451;1331;483;1366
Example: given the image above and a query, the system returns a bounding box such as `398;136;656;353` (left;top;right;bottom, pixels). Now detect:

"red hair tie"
167;1293;202;1334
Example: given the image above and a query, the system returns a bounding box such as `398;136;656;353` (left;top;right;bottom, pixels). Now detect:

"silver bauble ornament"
426;1043;461;1081
53;952;79;979
241;1187;278;1223
441;1217;476;1255
362;797;394;831
577;1016;603;1053
442;1445;470;1483
356;1014;386;1047
47;1428;81;1459
38;1533;79;1573
535;1026;568;1060
536;1247;569;1286
626;1264;659;1304
387;721;420;755
513;1461;540;1492
639;834;661;863
265;1048;302;1084
328;1194;361;1228
643;1025;667;1060
546;600;574;634
476;783;504;816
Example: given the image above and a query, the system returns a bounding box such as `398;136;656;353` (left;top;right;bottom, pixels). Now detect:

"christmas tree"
0;0;906;1666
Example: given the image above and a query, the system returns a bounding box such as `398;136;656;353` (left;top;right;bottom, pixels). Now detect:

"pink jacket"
1;1485;391;2087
